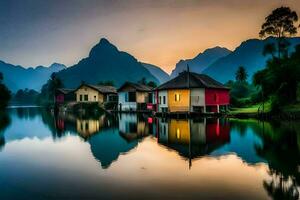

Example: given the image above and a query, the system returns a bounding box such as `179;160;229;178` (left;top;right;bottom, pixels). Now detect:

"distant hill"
57;38;159;88
203;37;300;83
142;62;170;84
0;61;66;92
170;47;231;78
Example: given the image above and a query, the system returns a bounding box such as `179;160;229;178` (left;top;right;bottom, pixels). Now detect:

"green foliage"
226;80;257;107
262;43;276;58
0;72;11;110
138;77;157;88
253;44;300;112
98;80;115;86
12;89;39;105
38;73;63;106
72;102;105;117
235;66;248;82
147;81;157;88
138;77;147;85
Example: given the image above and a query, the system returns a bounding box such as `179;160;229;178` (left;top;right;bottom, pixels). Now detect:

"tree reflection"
256;121;300;200
0;112;11;151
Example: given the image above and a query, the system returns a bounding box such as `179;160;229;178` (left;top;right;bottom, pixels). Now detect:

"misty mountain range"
1;37;300;93
0;61;66;92
170;47;232;78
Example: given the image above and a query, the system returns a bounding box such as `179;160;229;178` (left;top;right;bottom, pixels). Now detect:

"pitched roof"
75;83;117;94
117;82;153;92
56;88;75;94
156;71;228;90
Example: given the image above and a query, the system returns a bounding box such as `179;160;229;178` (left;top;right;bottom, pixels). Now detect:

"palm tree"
235;66;248;82
263;43;276;59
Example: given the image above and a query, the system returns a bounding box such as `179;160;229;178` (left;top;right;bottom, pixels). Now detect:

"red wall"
205;89;229;105
56;94;64;103
206;119;230;143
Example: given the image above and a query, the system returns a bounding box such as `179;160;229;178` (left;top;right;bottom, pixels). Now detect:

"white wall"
158;90;168;112
118;92;137;111
190;88;205;111
118;114;137;133
158;119;168;143
190;119;206;144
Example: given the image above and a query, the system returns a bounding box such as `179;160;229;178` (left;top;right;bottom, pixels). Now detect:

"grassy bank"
229;101;300;119
229;101;271;115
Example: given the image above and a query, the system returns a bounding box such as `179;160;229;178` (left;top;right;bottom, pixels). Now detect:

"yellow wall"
168;119;190;145
168;89;190;112
75;86;104;103
76;119;100;138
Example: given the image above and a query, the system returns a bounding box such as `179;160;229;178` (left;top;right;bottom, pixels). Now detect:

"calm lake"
0;107;299;200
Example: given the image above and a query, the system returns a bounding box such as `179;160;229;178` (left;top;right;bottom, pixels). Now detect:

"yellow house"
155;71;229;113
168;119;190;145
74;83;117;104
76;119;100;138
168;89;190;112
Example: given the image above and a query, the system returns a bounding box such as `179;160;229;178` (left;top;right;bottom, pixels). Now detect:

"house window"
84;95;88;101
94;96;97;101
175;93;180;102
163;96;166;104
176;128;181;139
128;92;136;102
79;95;82;101
159;96;161;104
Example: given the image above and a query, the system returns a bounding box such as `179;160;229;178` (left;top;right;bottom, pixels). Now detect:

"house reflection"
118;114;153;142
55;113;115;140
76;118;102;139
156;118;230;167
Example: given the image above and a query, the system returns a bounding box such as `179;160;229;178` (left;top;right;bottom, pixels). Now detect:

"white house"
117;82;153;111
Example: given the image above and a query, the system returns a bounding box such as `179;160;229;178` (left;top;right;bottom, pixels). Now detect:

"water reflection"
0;108;299;199
156;118;230;166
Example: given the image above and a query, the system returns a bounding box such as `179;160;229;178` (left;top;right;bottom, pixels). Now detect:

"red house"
154;71;230;113
55;88;76;104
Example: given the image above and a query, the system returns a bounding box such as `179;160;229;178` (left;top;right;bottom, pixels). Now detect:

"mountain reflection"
0;108;299;199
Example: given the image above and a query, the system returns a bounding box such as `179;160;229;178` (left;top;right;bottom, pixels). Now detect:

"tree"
259;7;299;58
263;43;276;59
38;73;63;105
138;77;147;85
147;81;157;88
235;66;248;82
0;73;11;110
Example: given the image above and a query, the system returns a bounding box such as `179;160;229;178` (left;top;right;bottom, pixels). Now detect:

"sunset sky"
1;0;300;73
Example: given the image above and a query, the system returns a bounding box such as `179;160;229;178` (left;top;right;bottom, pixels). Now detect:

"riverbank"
228;102;300;120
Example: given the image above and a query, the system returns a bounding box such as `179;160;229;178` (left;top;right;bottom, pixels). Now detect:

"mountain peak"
89;38;118;57
171;46;232;78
